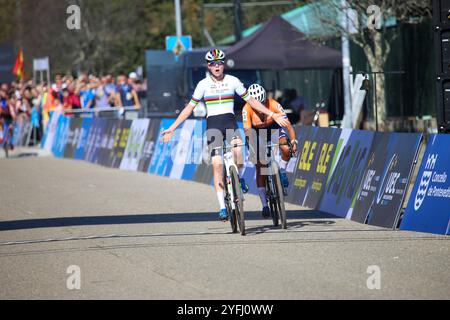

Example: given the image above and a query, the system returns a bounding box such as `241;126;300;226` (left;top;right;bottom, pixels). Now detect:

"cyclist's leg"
256;160;270;218
206;121;227;220
251;129;269;217
278;128;291;169
225;125;248;194
278;128;290;189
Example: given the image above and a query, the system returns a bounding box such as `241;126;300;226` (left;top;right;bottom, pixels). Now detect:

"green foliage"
0;0;303;76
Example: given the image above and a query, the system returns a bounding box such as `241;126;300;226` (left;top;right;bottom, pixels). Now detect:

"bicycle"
214;142;246;236
263;142;292;229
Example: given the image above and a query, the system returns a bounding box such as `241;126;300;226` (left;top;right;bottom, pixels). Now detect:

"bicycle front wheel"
267;176;279;227
272;162;287;229
230;166;245;236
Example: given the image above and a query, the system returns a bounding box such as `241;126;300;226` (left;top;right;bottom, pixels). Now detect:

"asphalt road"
0;152;449;300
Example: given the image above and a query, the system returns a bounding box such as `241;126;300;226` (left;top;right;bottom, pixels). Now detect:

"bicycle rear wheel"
230;166;245;236
272;162;287;229
227;199;237;233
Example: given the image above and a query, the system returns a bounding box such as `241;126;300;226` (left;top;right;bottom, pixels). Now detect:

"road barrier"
41;112;450;235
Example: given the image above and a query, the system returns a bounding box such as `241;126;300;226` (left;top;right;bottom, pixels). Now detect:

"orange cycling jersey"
242;98;286;129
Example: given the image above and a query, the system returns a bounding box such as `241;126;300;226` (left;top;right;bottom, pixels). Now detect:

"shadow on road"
0;209;338;232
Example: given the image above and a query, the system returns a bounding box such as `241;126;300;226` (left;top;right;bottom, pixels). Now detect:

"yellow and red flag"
12;49;25;80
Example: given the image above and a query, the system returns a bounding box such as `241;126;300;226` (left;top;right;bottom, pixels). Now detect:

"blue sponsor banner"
401;134;450;235
74;118;93;160
365;133;422;228
318;129;374;218
165;120;191;178
148;118;175;176
181;119;205;181
83;118;101;162
63;118;83;159
89;118;108;164
52;116;71;158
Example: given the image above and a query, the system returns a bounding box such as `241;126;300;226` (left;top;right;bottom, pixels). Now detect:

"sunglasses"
208;61;225;67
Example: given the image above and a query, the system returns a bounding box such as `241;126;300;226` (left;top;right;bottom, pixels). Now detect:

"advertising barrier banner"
83;118;100;162
302;127;341;209
148;119;176;176
64;118;83;159
12;118;32;147
319;129;374;218
181;119;205;181
109;120;132;168
85;118;107;164
351;132;422;228
97;119;118;166
44;115;449;236
43;111;62;151
349;132;390;223
192;120;221;186
74;118;93;160
137;119;161;173
287;126;317;205
120;119;150;171
400;134;450;235
168;119;197;179
52;116;71;158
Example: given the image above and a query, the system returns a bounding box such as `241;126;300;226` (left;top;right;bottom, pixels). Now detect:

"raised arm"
160;104;195;143
247;97;289;128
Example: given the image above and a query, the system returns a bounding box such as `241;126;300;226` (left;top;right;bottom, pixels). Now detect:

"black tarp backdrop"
225;15;343;121
225;16;342;70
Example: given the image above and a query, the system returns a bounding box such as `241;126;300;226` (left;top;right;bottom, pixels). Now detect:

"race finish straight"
160;48;288;224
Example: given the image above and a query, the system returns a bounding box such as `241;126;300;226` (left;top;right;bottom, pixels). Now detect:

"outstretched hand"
291;141;298;156
272;113;290;127
160;129;174;143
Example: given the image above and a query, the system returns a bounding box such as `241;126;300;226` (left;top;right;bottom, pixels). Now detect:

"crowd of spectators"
0;72;145;146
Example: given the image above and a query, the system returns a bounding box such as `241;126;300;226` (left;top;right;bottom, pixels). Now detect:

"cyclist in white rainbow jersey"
161;49;289;221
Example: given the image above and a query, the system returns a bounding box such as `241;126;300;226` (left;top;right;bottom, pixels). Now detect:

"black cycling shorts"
206;113;242;157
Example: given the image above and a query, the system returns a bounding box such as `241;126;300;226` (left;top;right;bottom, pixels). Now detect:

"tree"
1;0;305;78
309;0;432;130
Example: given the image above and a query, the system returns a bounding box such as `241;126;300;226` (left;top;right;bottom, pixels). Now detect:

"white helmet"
248;84;266;103
205;49;226;63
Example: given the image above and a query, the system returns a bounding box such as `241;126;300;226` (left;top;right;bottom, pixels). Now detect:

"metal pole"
374;73;378;132
175;0;183;38
341;0;352;128
234;0;243;42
